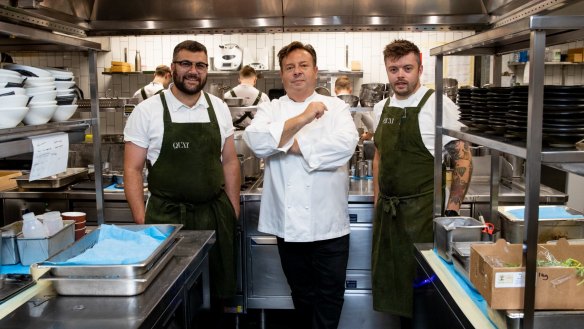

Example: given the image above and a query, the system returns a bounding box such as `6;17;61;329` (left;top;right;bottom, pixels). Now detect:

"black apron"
371;89;444;317
141;87;163;100
229;88;262;105
145;92;237;299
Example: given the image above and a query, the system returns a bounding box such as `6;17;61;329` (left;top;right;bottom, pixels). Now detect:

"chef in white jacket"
244;41;358;329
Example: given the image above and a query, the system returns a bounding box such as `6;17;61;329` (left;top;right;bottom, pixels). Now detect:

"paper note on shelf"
29;133;69;181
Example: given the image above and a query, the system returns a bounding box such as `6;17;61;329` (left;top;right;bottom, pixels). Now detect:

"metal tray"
39;236;180;296
34;224;182;278
15;167;89;189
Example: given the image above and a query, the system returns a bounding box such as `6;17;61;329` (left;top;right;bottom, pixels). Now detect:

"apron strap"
252;90;262;105
378;189;433;216
140;87;147;99
230;89;237;97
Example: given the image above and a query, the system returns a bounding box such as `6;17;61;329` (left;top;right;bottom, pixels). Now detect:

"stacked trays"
470;87;489;130
486;87;511;134
457;87;473;126
34;224;182;296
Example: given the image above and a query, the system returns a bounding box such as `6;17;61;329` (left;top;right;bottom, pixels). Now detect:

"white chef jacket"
244;92;359;242
224;84;270;106
132;81;166;102
373;85;464;157
124;87;234;165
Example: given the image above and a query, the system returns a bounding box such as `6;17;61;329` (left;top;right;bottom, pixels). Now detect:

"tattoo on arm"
445;140;473;210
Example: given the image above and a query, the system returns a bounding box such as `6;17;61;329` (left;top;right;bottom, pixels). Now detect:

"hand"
444;209;460;217
360;132;374;141
301;101;327;124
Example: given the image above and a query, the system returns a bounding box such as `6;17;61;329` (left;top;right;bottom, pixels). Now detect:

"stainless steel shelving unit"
0;20;107;224
103;70;364;79
431;15;584;329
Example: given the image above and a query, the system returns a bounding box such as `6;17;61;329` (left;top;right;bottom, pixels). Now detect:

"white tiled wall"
10;31;476;99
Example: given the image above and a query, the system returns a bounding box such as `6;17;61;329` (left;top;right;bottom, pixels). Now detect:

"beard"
173;70;207;95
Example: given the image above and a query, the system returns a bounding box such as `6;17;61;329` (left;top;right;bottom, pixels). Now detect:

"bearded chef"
123;40;240;322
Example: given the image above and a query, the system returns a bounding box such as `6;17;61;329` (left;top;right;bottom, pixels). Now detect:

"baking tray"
34;224;182;278
39;236;180;296
499;205;584;243
0;274;35;303
15;168;89;189
434;216;484;263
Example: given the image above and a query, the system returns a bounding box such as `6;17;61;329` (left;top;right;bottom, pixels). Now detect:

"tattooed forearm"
445;140;473;211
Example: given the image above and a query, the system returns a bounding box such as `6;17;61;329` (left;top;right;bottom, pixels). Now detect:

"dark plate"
543;133;584;148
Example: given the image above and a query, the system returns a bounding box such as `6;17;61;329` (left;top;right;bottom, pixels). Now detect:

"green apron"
145;92;237;299
140;87;163;100
229;89;262;105
372;89;444;317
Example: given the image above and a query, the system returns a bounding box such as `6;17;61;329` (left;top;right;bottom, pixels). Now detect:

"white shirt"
224;84;270;106
124;88;235;165
132;81;166;102
373;86;464;157
244;93;359;242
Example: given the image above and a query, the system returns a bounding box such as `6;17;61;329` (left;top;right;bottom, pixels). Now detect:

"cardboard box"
0;170;21;191
470;239;584;310
567;48;584;63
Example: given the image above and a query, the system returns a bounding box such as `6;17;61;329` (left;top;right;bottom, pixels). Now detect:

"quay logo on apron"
382;117;396;125
172;141;190;149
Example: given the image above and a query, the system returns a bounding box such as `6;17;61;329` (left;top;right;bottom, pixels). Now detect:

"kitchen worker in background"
131;64;172;102
335;75;374;140
224;65;270;128
371;39;472;328
123;40;240;327
244;41;358;329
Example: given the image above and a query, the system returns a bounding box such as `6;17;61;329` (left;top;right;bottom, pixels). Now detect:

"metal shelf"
443;128;584;164
103;70;364;79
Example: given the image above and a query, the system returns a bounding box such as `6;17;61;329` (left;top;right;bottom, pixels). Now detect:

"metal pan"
15;167;89;189
39;236;180;296
34;224;182;278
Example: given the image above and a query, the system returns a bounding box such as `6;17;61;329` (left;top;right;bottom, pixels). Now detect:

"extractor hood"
0;0;581;36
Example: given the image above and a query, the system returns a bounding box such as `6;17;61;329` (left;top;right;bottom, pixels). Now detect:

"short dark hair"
239;65;257;79
277;41;317;70
383;39;421;66
155;65;171;77
173;40;207;60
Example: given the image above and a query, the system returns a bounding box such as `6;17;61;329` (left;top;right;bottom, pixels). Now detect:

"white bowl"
23;104;58;125
0;106;28;128
54;81;76;90
29;100;57;106
56;89;75;96
25;76;55;83
28;90;57;102
24;80;55;88
25;85;55;94
0;94;30;108
51;104;78;122
0;75;25;84
43;67;74;77
0;87;26;96
3;64;52;77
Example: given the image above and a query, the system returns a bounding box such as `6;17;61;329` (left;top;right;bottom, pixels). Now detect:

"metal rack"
0;20;106;224
431;15;584;329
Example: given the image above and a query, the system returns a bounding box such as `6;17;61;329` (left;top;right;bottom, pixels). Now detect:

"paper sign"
29;133;69;181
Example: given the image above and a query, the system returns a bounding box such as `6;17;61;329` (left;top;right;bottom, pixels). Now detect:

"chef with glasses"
124;40;240;324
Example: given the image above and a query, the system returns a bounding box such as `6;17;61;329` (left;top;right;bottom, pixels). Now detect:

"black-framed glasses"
173;60;209;71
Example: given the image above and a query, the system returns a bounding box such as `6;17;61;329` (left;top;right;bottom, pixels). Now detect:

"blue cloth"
51;224;170;265
0;264;30;275
507;207;584;220
432;249;498;328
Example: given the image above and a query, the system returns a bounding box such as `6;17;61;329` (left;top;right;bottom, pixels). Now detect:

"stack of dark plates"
457;87;473;126
504;85;584;147
470;88;489;130
486;87;511;134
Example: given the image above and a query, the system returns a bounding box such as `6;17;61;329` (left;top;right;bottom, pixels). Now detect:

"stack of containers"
0;68;29;128
44;68;78;122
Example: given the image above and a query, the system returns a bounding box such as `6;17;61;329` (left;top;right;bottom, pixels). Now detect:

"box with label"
469;238;584;310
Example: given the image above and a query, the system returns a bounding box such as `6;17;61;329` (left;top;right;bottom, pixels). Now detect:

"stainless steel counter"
0;230;215;329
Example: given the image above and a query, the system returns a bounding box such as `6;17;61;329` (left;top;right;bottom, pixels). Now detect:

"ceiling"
0;0;581;37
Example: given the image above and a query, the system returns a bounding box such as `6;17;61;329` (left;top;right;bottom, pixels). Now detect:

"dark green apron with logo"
145;92;236;299
372;89;444;317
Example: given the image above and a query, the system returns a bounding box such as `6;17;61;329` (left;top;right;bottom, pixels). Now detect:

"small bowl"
0;74;26;85
0;87;26;96
3;64;52;77
224;97;245;107
0;106;28;128
51;104;78;122
23;104;58;125
54;81;75;90
25;85;55;94
28;90;57;102
0;69;21;77
0;94;30;108
337;94;359;107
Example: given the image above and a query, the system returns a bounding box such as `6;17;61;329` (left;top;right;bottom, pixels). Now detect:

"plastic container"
1;221;22;265
22;212;48;239
17;220;74;265
42;211;64;236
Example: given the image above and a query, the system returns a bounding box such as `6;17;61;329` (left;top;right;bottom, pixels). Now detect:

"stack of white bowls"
0;69;29;128
45;67;78;122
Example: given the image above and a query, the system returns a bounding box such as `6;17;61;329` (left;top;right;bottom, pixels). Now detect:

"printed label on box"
494;272;525;288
